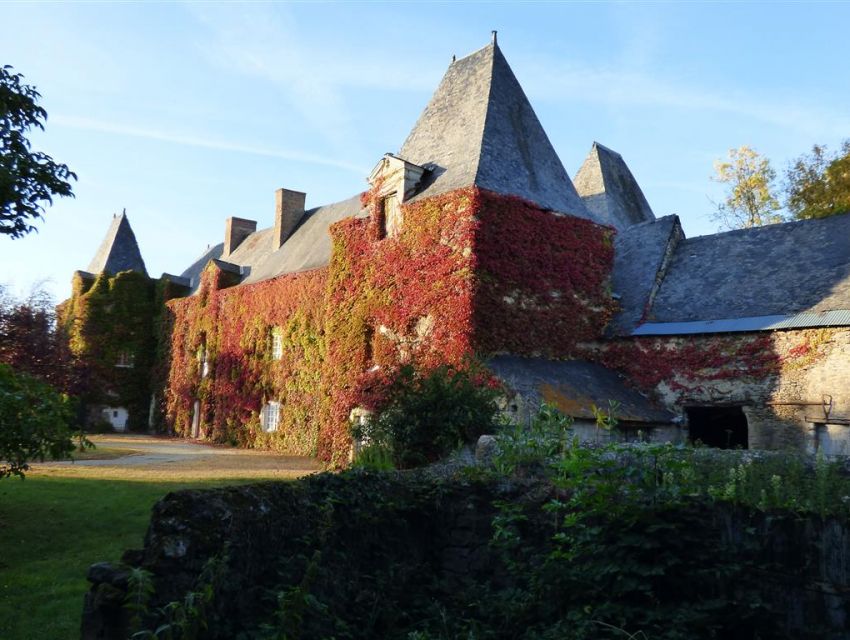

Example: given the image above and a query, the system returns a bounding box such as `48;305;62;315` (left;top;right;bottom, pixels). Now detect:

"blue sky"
2;1;849;301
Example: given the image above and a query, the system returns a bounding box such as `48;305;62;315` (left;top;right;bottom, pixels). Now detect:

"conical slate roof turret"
398;39;592;219
573;142;655;230
87;210;148;276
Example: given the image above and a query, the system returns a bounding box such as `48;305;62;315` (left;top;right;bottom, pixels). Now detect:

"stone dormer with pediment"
368;154;425;237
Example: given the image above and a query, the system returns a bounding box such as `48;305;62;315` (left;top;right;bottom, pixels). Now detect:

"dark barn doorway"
686;406;748;449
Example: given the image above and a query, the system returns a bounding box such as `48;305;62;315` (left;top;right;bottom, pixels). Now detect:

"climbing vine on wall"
473;190;616;356
60;270;158;429
161;187;617;464
592;329;833;400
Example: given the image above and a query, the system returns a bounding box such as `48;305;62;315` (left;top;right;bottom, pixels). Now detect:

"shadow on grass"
0;474;291;640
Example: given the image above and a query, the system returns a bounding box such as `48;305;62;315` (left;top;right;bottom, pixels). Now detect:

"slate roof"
609;215;682;336
399;41;593;219
178;40;603;290
573;142;656;230
645;212;850;325
87;212;148;276
179;195;363;291
488;355;675;423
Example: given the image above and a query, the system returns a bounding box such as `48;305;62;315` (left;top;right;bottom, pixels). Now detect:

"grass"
0;439;319;640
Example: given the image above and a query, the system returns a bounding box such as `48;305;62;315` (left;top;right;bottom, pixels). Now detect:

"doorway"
686;406;748;449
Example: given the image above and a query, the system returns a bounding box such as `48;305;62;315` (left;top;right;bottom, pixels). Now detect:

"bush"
353;363;500;469
0;363;77;477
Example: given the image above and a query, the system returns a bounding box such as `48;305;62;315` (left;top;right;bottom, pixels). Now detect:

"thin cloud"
519;58;850;140
52;115;369;175
187;4;441;153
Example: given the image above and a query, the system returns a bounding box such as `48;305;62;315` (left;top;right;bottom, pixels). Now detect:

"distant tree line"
712;140;850;230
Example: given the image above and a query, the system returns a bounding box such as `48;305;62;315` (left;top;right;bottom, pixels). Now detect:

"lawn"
0;446;316;640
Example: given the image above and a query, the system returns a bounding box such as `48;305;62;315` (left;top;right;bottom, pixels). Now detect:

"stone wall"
82;471;850;639
597;328;850;453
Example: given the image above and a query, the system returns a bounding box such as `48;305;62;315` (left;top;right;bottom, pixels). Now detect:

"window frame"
261;400;281;433
271;327;283;361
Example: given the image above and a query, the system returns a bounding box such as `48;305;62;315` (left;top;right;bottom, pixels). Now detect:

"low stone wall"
82;470;850;639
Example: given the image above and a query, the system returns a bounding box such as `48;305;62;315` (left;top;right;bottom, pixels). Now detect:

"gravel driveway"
34;434;322;480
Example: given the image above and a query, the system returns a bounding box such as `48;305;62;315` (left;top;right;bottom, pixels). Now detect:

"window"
271;327;283;361
261;401;281;433
115;350;135;368
382;193;402;238
197;343;209;378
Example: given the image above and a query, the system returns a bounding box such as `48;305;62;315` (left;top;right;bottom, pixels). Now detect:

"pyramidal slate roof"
87;211;148;276
573;142;655;230
399;40;593;220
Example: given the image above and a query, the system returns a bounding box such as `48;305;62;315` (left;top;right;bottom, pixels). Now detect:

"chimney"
223;217;257;259
274;188;307;250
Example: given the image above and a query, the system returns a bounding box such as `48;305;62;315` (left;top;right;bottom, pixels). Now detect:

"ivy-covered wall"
472;189;616;357
161;187;615;464
589;328;850;450
60;270;160;430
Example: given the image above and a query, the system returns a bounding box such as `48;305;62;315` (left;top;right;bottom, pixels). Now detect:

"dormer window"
271;327;283;361
115;350;135;368
260;401;280;433
382;193;402;238
368;154;424;238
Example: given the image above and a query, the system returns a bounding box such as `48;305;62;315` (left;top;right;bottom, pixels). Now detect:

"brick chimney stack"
223;217;257;259
274;188;306;251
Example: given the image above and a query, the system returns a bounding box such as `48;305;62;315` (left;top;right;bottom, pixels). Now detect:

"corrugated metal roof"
632;309;850;336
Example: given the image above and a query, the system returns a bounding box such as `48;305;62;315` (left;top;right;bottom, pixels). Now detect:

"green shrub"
352;443;396;471
0;363;77;477
353;363;500;469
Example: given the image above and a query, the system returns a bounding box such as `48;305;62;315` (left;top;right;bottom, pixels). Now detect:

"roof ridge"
469;45;498;189
453;40;496;64
685;211;850;244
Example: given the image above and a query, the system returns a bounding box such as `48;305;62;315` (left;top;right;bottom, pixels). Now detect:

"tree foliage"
352;363;501;469
785;140;850;220
0;363;76;478
0;284;78;392
712;145;782;230
0;65;76;239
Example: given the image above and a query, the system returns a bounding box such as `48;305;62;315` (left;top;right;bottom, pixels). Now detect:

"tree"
785;140;850;220
0;363;76;478
352;363;500;469
0;283;78;393
712;145;782;230
0;65;76;238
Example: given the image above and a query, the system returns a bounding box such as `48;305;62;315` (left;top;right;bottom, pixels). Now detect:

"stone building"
71;37;850;460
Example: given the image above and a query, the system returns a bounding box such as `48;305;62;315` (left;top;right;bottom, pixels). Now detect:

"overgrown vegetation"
120;405;850;640
0;363;77;478
352;363;500;469
163;187;614;465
